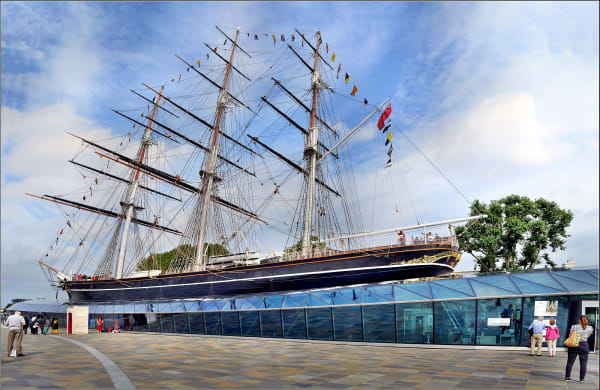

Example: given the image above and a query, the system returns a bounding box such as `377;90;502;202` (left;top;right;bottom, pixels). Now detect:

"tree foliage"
455;195;573;272
136;243;228;272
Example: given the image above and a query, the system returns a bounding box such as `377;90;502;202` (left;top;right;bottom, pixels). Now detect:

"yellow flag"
331;52;336;62
344;73;349;84
196;60;201;67
272;34;276;45
351;85;358;97
385;131;392;146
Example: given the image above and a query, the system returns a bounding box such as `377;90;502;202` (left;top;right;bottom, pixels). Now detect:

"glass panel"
363;285;394;303
307;291;333;306
333;306;363;341
132;314;148;331
188;313;205;334
430;283;473;299
157;302;172;313
221;312;241;336
145;302;158;313
133;304;146;313
283;293;308;308
434;300;476;345
240;311;260;337
521;296;569;347
510;275;564;294
183;301;200;312
122;304;135;313
113;304;124;314
552;270;598;286
332;288;361;305
432;279;474;296
476;298;522;346
265;296;284;309
469;279;519;298
282;309;307;339
173;313;189;333
201;301;219;312
146;312;160;332
551;273;597;292
362;304;396;343
306;308;333;341
471;275;520;294
512;272;567;290
213;299;231;311
397;283;432;299
160;313;175;333
259;310;282;337
392;286;429;302
204;312;222;335
170;301;186;312
396;302;433;344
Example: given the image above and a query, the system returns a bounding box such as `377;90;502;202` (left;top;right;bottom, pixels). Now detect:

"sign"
488;318;511;327
535;300;558;317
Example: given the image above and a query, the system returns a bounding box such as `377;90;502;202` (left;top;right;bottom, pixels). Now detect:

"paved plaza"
1;327;598;389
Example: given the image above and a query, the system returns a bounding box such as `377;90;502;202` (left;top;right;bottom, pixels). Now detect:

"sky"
1;1;598;307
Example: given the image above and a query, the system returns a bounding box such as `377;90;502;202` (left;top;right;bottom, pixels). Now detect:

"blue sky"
1;1;598;306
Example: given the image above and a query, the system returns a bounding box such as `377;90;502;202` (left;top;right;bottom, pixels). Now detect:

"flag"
254;34;258;40
95;178;98;185
178;73;181;82
331;52;336;62
152;96;156;102
187;67;190;72
281;34;285;41
385;131;392;146
351;85;358;96
387;144;393;156
382;121;391;133
206;53;209;60
377;104;392;130
291;33;295;41
326;43;329;53
337;63;341;79
363;98;368;107
60;229;63;235
247;32;250;37
272;34;276;45
213;47;217;53
67;220;72;228
83;195;86;201
223;39;227;45
197;60;201;67
344;72;349;84
385;156;392;169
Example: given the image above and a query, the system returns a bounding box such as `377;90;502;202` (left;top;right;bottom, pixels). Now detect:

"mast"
301;31;322;254
115;86;164;279
194;28;241;271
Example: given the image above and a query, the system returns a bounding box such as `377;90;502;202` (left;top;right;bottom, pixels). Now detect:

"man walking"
528;316;546;356
5;311;26;357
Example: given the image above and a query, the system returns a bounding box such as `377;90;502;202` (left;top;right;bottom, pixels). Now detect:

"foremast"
194;28;242;271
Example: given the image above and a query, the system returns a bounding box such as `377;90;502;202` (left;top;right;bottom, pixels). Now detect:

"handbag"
564;331;580;348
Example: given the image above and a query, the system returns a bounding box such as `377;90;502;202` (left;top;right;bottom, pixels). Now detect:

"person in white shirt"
4;311;26;357
565;315;594;382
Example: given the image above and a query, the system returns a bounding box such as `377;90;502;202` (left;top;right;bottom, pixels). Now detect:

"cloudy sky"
1;1;598;306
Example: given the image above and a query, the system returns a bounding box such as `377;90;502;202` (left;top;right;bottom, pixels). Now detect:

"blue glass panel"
204;312;222;335
230;299;239;310
511;273;566;292
470;275;520;294
433;279;474;296
133;304;146;313
550;273;596;292
145;302;158;313
398;283;432;299
89;305;99;314
363;285;394;303
306;308;333;340
510;275;564;294
113;304;124;313
282;309;307;339
282;293;308;308
521;296;569;347
552;271;598;288
123;304;136;313
476;298;522;346
333;306;363;341
430;283;473;299
259;310;282;337
156;302;172;313
201;301;219;312
240;311;260;337
188;313;205;334
434;300;476;345
308;291;333;306
265;295;284;309
182;301;200;312
170;301;186;312
221;312;241;336
173;313;189;333
392;286;429;302
469;280;519;298
237;299;257;310
160;314;175;333
146;312;160;332
396;302;433;344
362;304;396;343
588;269;598;279
332;288;361;305
213;299;231;311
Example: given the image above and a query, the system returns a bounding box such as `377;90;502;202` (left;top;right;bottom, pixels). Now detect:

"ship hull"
66;243;459;303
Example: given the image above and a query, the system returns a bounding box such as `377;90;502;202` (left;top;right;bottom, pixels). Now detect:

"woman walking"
565;315;593;382
97;316;104;333
545;318;560;357
51;318;59;334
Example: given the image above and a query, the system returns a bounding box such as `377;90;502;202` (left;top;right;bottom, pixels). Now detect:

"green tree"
137;243;228;272
455;195;573;272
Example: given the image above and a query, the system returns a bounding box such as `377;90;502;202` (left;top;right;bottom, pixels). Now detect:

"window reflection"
396;302;433;344
434;300;476;345
477;298;522;346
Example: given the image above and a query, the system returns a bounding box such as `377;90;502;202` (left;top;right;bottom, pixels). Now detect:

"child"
545;318;560;357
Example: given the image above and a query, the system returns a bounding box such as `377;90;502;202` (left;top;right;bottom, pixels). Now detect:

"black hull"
67;244;459;303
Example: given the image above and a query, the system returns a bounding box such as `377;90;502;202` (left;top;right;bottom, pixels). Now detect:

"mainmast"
194;28;242;271
115;86;164;279
301;31;322;254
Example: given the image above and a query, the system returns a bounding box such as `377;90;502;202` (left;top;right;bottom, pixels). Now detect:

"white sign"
487;318;511;327
535;300;558;317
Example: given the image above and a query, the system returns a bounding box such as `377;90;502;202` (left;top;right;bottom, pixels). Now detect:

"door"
582;301;598;353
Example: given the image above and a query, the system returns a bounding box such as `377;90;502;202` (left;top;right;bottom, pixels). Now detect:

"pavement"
1;326;598;389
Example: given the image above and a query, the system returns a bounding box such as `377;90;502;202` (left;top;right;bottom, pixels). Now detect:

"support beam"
294;28;334;70
130;89;179;118
215;25;252;59
112;110;180;143
287;44;313;72
204;42;251;81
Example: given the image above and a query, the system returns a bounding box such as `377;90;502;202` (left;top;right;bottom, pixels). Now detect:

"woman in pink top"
546;319;560;357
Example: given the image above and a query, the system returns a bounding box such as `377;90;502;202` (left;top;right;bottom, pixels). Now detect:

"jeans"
547;338;557;356
565;341;589;380
531;333;543;355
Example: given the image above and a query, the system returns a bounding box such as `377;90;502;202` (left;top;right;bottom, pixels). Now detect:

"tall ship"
31;27;482;303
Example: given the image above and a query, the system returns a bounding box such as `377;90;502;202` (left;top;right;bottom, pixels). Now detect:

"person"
51;317;59;334
43;318;50;335
545;318;560;357
5;311;26;357
22;315;29;334
501;304;514;334
565;315;593;382
397;230;406;245
30;315;38;335
528;316;546;356
97;316;103;333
